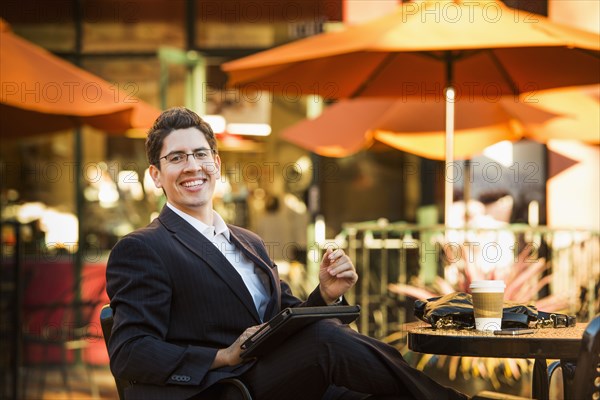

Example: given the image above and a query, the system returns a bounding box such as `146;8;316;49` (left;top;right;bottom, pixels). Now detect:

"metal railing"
327;220;599;338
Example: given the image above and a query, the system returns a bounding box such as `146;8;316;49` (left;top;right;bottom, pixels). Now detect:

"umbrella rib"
416;50;477;63
574;48;600;59
486;50;520;96
349;53;399;98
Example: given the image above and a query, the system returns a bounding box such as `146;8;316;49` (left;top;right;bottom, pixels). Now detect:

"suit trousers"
239;319;466;400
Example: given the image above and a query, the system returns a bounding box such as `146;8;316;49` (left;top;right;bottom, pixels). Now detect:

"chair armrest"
219;378;252;400
472;391;529;400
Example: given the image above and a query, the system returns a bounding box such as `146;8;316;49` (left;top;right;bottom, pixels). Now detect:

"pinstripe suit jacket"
106;206;327;400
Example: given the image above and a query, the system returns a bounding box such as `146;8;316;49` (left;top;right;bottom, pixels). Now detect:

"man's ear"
214;154;222;174
149;164;162;188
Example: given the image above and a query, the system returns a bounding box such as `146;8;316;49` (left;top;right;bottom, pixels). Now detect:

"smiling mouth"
181;178;206;188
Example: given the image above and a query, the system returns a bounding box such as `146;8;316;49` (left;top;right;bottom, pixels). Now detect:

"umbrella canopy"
281;86;600;160
222;0;600;99
499;85;600;144
281;98;521;159
0;18;160;137
0;17;160;328
223;0;600;222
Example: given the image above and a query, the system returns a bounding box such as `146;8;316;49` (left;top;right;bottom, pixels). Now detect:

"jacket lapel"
157;207;261;323
228;229;280;319
228;230;275;295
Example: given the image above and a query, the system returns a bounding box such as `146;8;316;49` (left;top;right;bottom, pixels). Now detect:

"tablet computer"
240;305;361;359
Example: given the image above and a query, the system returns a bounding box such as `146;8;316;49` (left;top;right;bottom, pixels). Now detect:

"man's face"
149;127;221;220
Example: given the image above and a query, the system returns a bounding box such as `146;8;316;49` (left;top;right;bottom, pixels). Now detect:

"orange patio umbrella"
0;18;160;137
281;97;522;159
223;1;599;98
222;0;600;222
0;18;160;339
498;85;600;145
281;86;599;160
375;87;600;158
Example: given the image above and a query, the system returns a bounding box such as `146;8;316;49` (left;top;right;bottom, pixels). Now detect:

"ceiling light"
204;115;226;133
226;123;271;136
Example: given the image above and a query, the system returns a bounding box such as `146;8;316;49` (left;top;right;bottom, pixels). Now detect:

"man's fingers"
327;257;350;271
238;325;263;343
325;249;346;267
328;248;344;260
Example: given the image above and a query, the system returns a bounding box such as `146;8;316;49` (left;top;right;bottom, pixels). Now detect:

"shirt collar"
166;202;230;242
211;210;230;240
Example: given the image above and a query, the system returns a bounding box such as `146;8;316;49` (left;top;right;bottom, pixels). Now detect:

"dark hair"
145;107;218;168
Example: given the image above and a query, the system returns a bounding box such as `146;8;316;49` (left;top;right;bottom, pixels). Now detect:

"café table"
405;321;586;400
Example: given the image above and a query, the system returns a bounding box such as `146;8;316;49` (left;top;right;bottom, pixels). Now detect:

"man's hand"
211;324;263;369
318;247;358;304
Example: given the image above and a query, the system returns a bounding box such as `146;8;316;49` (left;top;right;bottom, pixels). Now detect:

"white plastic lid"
469;280;506;290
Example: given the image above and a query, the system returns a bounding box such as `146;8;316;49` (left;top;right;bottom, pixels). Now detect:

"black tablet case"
240;305;361;359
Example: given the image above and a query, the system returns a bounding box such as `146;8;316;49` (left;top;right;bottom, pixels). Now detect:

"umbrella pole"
73;2;84;363
444;52;455;226
73;127;84;363
444;86;455;226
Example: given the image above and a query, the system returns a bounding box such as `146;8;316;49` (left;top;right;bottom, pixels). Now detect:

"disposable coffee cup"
469;280;506;331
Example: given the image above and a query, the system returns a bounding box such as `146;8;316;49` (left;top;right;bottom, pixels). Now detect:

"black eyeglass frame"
159;148;217;164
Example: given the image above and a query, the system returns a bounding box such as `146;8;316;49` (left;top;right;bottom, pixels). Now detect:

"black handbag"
414;292;575;329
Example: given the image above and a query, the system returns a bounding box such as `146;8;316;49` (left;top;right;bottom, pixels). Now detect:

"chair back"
99;304;252;400
100;305;129;400
572;315;600;400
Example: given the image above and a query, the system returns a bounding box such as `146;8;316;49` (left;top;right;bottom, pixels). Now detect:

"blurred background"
1;1;598;399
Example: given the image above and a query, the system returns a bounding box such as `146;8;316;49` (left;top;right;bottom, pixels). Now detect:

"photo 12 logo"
401;1;539;24
204;82;339;104
1;81;139;104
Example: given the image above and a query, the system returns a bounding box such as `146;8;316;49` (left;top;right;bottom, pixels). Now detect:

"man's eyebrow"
166;147;211;154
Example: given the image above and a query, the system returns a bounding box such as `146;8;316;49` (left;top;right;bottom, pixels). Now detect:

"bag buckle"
550;314;577;328
535;318;554;328
435;316;458;329
535;313;576;328
433;316;472;330
551;314;568;328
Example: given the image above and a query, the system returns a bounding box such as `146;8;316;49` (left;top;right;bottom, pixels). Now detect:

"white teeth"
182;179;204;188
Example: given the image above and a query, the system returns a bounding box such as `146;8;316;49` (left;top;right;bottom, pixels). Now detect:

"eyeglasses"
159;149;216;165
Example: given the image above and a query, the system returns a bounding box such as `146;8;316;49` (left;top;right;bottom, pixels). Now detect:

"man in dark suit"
106;107;467;400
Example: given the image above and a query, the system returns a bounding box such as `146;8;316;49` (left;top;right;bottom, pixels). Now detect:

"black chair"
475;314;600;400
100;305;253;400
547;314;600;400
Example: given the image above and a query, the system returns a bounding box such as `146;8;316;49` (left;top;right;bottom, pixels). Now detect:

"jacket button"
170;375;191;382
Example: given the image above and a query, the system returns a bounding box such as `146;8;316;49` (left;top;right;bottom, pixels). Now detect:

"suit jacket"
106;206;327;400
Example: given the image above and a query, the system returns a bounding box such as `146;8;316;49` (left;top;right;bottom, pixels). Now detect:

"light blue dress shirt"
166;203;270;321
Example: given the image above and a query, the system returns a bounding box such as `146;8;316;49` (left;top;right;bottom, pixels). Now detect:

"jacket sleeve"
105;234;217;387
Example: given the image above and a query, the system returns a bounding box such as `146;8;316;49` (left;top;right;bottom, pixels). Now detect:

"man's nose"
182;155;203;170
182;156;215;174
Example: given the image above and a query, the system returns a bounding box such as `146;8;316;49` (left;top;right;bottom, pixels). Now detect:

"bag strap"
502;311;530;327
536;311;577;328
503;311;576;328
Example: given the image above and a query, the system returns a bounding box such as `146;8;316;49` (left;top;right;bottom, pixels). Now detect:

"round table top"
405;321;586;360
